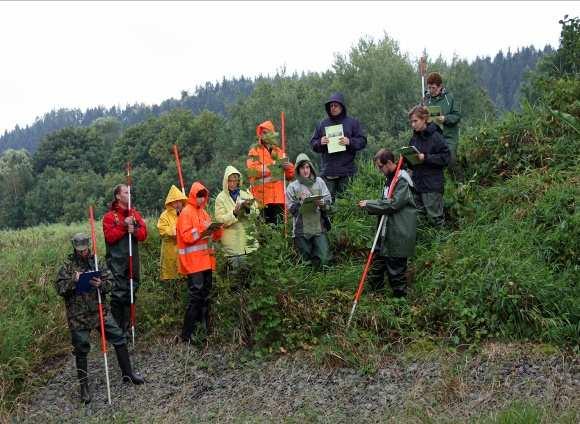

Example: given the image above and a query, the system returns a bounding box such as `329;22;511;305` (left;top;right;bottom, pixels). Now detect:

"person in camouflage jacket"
55;233;144;404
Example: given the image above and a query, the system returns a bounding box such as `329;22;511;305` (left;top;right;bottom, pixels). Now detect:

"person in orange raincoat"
246;120;295;225
157;185;188;282
176;181;223;344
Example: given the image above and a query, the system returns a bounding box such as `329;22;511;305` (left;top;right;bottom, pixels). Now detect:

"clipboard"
397;146;422;166
76;270;100;294
303;194;325;203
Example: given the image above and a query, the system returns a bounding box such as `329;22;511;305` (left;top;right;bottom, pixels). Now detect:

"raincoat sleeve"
309;123;326;153
132;210;148;241
444;94;461;125
247;146;270;184
365;179;411;215
214;194;238;228
98;263;114;295
157;211;176;238
54;263;76;298
286;182;302;217
103;211;127;245
423;133;450;167
284;161;295;180
319;178;332;211
347;119;367;152
178;213;206;245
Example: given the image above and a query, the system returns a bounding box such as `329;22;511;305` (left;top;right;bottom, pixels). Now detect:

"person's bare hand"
358;200;367;208
339;136;350;146
418;153;425;162
320;136;330;145
89;277;102;288
74;272;80;282
127;223;135;234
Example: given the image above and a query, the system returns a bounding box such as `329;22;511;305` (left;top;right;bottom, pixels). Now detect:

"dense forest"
0;44;551;156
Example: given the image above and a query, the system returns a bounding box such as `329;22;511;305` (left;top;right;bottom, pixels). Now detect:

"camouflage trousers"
70;312;126;357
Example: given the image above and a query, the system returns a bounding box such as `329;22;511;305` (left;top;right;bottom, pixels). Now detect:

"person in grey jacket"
286;153;332;268
358;149;417;297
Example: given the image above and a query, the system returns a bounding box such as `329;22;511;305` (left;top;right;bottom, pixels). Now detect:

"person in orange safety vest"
176;181;223;344
246;120;295;225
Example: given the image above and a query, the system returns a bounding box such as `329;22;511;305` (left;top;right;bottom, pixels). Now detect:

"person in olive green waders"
54;234;144;404
102;184;148;336
286;153;332;269
358;149;417;298
425;72;463;182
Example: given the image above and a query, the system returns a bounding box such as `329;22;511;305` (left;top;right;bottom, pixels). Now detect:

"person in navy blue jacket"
310;92;367;201
407;105;450;227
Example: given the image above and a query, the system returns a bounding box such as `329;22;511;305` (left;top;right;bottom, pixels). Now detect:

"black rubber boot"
200;305;210;335
114;344;144;385
75;355;91;404
181;304;200;343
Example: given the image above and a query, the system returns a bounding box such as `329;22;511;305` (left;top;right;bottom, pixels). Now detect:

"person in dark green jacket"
425;72;464;181
358;149;417;297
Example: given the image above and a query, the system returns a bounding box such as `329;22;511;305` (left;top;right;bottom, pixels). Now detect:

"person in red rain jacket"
102;183;147;335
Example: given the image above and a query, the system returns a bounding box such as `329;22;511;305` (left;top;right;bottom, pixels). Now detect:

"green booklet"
427;105;443;128
397;146;422;165
325;124;346;154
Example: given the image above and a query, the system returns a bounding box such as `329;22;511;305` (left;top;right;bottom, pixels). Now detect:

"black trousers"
182;270;212;340
262;204;284;225
367;256;408;297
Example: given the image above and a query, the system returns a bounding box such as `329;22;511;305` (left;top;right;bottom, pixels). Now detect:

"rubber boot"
75;355;91;404
181;304;200;343
200;305;210;335
114;344;144;385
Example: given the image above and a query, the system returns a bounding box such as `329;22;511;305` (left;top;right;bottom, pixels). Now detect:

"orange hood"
187;181;209;209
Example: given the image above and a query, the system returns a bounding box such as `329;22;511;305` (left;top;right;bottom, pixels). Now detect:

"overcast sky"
1;1;577;134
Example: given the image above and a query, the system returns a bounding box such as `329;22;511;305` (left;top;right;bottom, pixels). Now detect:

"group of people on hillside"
54;72;460;404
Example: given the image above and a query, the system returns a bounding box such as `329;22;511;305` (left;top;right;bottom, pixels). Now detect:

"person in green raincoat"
425;72;463;181
286;153;332;268
157;185;188;281
358;149;417;297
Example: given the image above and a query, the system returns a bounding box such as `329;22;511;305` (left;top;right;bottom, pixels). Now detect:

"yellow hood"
222;165;244;193
164;184;188;207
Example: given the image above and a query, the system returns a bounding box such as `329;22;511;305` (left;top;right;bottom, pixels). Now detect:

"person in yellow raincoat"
214;166;259;288
157;185;188;281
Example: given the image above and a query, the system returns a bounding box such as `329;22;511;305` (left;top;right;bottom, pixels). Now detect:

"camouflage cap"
71;233;90;251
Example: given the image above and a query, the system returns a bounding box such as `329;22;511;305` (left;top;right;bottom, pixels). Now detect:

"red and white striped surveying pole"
173;144;186;195
281;111;288;237
89;206;112;405
347;155;405;328
126;162;136;347
419;55;427;104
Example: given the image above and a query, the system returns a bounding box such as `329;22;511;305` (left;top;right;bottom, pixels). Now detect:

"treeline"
0;77;256;154
472;45;553;110
0;42;553;156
